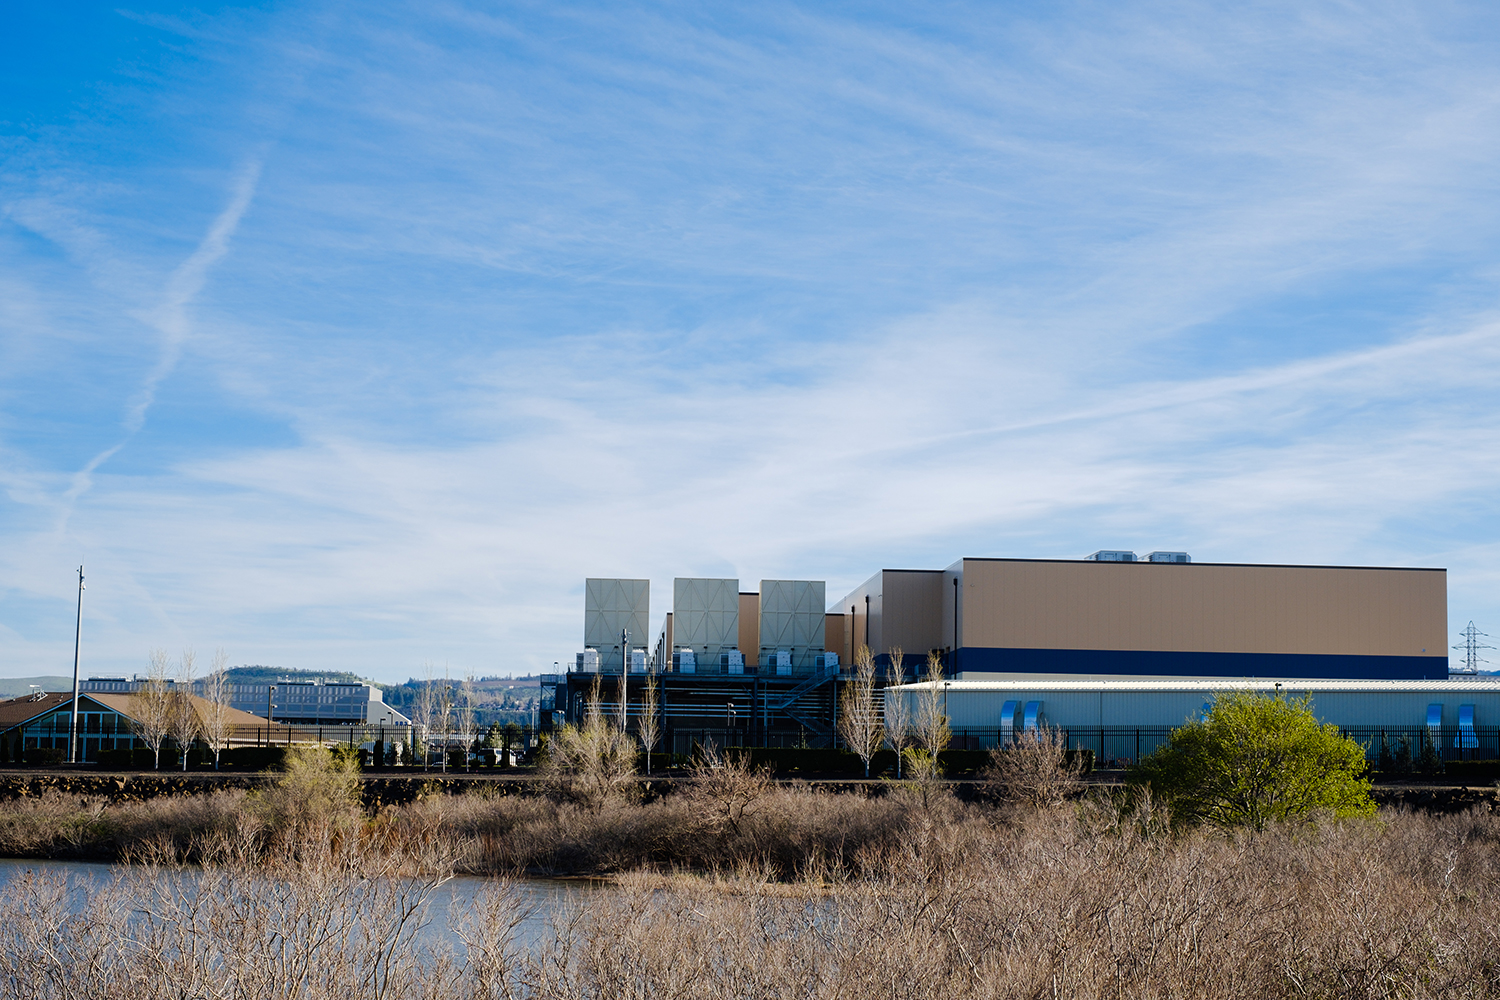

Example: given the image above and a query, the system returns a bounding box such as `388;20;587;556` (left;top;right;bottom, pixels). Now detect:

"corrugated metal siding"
759;580;826;667
584;578;650;672
673;578;739;652
891;680;1500;731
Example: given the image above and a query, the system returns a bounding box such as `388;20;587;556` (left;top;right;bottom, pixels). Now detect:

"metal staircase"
770;667;838;738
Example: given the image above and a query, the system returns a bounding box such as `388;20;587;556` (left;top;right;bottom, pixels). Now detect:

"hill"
0;676;72;698
224;665;375;686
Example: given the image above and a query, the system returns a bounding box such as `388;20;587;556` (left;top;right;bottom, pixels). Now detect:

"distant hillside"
0;676;72;698
382;674;540;727
225;665;375;686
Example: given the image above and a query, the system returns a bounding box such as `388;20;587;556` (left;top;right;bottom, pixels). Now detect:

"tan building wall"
825;613;847;664
883;570;945;657
958;559;1446;660
738;593;759;655
833;570;945;659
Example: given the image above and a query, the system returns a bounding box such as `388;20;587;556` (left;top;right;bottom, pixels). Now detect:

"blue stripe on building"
949;647;1447;680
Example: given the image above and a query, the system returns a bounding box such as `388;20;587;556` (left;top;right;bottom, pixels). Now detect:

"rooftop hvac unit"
1147;551;1191;563
675;648;696;674
775;649;792;676
817;651;839;674
1085;550;1136;562
629;649;647;674
725;650;745;675
578;648;600;671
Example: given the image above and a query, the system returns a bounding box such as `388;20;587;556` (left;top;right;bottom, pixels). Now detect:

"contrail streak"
58;160;263;522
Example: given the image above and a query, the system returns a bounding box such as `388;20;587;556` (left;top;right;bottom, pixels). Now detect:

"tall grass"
1;802;1497;998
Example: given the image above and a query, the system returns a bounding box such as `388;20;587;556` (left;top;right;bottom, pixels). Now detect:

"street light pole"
68;566;84;764
620;628;629;735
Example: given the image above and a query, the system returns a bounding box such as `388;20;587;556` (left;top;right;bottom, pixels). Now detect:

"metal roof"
892;677;1500;693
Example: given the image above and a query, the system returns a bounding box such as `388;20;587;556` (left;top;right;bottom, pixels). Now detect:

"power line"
1451;621;1493;675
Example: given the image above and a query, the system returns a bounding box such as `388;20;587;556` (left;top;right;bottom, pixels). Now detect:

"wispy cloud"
2;1;1499;678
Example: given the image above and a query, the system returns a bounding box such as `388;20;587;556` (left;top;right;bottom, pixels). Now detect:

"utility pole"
68;566;84;764
1453;622;1493;675
620;628;629;735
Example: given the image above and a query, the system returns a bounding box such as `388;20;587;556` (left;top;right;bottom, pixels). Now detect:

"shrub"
1416;732;1445;777
220;745;286;771
983;727;1085;807
251;746;363;852
1132;690;1374;829
744;748;863;775
23;748;65;767
1440;759;1500;783
540;683;639;808
686;746;775;836
97;748;158;770
328;744;364;771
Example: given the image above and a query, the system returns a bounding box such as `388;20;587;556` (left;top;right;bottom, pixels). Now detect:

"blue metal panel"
999;700;1019;745
1427;703;1442;729
1023;700;1041;732
1456;704;1477;749
954;647;1445;680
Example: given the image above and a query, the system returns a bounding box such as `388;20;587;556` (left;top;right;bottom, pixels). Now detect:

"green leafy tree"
1132;690;1374;830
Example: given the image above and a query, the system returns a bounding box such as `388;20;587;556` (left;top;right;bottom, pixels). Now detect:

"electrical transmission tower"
1451;621;1493;675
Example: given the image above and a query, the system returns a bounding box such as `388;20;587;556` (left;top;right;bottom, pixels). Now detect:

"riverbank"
0;767;1494;811
2;800;1497;999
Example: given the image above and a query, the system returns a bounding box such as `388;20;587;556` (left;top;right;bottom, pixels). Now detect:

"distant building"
836;556;1448;680
80;677;410;726
557;553;1454;750
561;576;840;750
0;690;269;763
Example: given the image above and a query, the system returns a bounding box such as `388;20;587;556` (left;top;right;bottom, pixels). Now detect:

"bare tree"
838;645;884;778
166;649;201;771
687;742;774;836
983;725;1084;808
637;663;661;775
908;651;951;786
882;648;911;779
199;648;232;771
129;649;173;770
412;664;436;771
455;674;477;772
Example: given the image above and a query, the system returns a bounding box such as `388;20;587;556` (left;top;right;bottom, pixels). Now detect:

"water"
0;857;599;951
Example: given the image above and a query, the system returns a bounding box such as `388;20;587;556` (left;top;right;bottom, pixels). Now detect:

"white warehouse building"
884;676;1500;764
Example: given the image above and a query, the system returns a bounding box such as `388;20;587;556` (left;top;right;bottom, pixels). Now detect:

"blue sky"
3;1;1499;681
